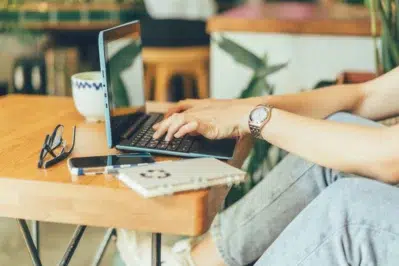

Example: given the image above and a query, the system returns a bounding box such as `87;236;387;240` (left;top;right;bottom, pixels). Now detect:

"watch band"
249;124;262;139
248;105;273;140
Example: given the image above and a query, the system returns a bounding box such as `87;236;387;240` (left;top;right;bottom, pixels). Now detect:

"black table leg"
58;225;87;266
151;233;162;266
91;228;116;266
32;220;40;256
17;219;43;266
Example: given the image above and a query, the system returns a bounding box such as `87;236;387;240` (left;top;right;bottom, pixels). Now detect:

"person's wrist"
238;104;255;136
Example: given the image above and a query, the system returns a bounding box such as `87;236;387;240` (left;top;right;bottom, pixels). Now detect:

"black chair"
140;17;210;47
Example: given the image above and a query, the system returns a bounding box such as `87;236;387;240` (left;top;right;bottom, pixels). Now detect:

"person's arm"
154;68;399;182
259;67;399;120
258;83;364;119
164;84;362;119
256;108;399;183
157;103;399;183
165;84;364;120
167;67;399;121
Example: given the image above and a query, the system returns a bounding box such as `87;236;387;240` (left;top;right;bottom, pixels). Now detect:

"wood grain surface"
207;2;380;36
0;95;251;236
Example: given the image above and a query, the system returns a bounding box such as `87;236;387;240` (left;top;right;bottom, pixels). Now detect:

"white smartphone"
68;153;154;176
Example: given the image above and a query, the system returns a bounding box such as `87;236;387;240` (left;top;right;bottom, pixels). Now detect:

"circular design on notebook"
140;169;171;179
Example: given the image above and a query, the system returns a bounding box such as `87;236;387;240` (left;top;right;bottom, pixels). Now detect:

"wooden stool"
142;46;210;101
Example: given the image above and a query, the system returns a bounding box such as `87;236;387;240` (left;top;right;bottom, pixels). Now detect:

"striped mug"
71;71;105;122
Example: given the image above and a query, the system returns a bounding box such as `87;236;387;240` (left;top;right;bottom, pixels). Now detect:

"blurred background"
0;0;395;264
0;0;244;99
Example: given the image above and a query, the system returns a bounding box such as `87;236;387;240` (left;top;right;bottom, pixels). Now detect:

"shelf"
1;2;146;31
208;2;381;36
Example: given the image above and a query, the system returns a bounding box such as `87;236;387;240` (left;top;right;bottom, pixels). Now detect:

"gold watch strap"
249;124;262;139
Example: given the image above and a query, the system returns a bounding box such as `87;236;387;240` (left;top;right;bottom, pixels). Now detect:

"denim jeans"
211;112;399;266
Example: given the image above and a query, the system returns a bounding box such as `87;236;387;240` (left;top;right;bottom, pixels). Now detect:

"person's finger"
152;122;160;130
153;116;174;139
174;121;199;138
165;104;191;118
165;115;186;141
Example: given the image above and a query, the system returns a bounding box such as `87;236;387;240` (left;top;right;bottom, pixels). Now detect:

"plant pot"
336;71;376;85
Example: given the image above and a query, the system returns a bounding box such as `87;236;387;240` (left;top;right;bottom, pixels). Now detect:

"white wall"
211;32;378;99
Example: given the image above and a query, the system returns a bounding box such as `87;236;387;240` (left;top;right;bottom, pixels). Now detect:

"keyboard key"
137;139;150;147
167;143;179;151
171;138;183;145
141;135;152;141
177;145;190;153
131;138;140;145
177;139;193;153
157;141;170;150
146;139;160;148
128;113;164;148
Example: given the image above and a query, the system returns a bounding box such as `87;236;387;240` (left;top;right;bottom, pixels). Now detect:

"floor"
0;217;117;266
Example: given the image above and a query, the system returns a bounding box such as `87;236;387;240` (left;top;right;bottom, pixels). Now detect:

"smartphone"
68;153;155;176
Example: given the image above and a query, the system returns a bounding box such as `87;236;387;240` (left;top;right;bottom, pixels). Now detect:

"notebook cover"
117;158;246;198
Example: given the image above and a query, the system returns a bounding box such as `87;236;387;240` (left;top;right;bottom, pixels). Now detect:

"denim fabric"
255;178;399;266
211;112;395;266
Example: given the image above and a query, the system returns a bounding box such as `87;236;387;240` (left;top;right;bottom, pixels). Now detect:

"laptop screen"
103;21;146;145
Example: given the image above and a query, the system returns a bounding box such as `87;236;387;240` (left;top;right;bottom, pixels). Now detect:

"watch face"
250;107;269;124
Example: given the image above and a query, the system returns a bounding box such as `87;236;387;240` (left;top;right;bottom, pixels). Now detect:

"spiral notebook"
117;158;247;198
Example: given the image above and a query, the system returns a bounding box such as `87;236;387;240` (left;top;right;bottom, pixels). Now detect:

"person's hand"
164;97;264;118
153;103;255;141
164;98;231;118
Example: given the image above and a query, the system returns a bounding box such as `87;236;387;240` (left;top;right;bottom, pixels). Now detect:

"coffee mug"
71;71;105;122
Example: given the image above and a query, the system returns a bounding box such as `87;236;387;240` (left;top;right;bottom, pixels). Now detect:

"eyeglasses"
38;125;76;169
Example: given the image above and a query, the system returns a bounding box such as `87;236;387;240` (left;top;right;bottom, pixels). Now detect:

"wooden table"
0;95;252;266
207;2;380;36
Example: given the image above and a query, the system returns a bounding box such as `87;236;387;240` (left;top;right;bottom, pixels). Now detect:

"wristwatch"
248;104;273;139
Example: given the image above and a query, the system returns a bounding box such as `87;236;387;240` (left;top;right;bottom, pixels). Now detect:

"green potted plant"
339;0;397;85
370;0;399;73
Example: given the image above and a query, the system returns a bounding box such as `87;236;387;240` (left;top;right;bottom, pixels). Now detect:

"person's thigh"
255;178;399;266
211;113;384;266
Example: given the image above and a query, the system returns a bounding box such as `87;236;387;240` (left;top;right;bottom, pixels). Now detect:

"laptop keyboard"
130;113;195;153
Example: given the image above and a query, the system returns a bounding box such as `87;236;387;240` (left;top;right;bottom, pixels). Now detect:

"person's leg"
255;178;399;266
116;112;381;266
201;112;383;266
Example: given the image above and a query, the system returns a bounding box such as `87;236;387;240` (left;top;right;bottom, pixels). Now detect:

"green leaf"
213;35;264;71
382;29;395;71
377;0;399;67
396;0;399;39
256;62;288;78
238;74;259;99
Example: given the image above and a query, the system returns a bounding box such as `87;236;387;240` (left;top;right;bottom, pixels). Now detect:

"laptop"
98;20;236;159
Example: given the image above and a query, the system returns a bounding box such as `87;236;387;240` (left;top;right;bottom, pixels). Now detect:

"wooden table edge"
0;175;225;236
